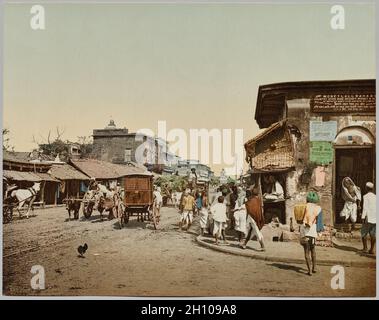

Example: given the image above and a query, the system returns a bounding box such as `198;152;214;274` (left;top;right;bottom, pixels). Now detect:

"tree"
33;127;94;161
154;175;188;194
77;136;93;159
3;128;14;151
210;176;220;187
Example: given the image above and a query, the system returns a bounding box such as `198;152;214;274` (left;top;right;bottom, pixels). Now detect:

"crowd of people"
174;178;376;277
177;183;266;251
150;167;376;278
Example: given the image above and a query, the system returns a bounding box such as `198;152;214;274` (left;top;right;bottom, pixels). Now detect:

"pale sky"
3;3;376;173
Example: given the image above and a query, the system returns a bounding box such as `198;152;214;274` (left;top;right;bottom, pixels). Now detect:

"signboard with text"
311;94;375;113
309;141;333;165
309;121;337;141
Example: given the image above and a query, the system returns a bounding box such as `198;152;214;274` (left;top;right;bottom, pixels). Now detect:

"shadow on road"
333;242;376;259
268;263;308;274
333;243;359;252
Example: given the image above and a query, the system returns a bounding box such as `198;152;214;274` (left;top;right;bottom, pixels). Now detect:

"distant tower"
105;119;117;129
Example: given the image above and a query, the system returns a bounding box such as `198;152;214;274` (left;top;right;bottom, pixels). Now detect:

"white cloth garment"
213;221;227;237
341;201;358;223
181;210;193;224
273;181;284;198
246;215;263;242
211;203;227;237
211;203;227;223
300;223;318;239
153;190;163;206
340;178;361;223
199;207;209;229
362;192;376;224
234;207;247;235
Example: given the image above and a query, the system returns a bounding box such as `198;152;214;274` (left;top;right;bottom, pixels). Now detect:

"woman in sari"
340;177;361;226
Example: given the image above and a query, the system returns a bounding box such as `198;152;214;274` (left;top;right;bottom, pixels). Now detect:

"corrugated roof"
3;170;58;182
69;159;149;180
48;163;90;181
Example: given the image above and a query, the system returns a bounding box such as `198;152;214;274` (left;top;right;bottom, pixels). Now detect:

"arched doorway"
333;126;375;225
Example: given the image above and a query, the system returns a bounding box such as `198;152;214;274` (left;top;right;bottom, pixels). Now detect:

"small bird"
77;243;88;257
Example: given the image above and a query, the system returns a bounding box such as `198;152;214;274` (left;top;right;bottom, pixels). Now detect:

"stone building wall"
284;98;375;226
91;135;146;164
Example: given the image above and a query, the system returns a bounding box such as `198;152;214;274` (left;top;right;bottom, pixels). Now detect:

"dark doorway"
335;147;375;224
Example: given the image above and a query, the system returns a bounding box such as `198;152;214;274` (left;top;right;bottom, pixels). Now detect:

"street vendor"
262;175;284;200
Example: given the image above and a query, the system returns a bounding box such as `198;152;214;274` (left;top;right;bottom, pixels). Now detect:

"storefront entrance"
334;146;375;224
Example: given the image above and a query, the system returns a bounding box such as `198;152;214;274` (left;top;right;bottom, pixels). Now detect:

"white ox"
11;182;41;218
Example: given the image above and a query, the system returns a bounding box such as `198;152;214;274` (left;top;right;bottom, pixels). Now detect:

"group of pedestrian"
175;178;376;277
195;184;266;250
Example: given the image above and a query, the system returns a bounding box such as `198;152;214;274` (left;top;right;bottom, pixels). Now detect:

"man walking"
243;188;265;251
361;182;376;254
211;196;228;245
180;189;195;231
153;186;163;223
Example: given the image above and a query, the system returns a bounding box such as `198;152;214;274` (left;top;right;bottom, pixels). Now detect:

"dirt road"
3;206;376;297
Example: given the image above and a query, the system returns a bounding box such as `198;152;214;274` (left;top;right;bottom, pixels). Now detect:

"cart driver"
89;177;99;191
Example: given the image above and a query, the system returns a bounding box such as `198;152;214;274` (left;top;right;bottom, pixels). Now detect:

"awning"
3;170;59;182
244;120;295;173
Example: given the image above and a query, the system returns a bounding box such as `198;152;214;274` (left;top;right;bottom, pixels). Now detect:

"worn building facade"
91;120;169;172
245;79;375;228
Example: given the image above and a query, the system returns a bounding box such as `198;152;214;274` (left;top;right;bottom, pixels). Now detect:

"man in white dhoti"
340;177;361;226
243;188;265;251
211;196;227;245
233;202;247;246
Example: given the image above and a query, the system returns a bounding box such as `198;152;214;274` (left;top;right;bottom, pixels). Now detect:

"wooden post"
41;181;46;206
55;182;58;206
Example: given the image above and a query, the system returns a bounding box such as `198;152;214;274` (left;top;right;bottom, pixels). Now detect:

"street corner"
196;234;377;269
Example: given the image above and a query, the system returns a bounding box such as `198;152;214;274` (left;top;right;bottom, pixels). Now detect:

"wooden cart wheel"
3;205;13;224
83;202;94;219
